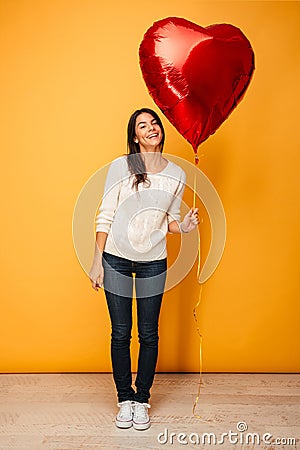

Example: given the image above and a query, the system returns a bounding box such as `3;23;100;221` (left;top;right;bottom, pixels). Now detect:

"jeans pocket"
102;252;133;298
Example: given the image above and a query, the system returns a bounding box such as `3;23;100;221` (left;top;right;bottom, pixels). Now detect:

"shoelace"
133;402;151;419
117;401;132;418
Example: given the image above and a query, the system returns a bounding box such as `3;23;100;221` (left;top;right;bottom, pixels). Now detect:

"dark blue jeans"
102;251;167;404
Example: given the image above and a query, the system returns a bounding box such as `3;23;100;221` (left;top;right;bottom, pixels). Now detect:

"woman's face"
134;112;162;150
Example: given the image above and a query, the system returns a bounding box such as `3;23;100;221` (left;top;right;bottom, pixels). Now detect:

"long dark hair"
126;108;165;191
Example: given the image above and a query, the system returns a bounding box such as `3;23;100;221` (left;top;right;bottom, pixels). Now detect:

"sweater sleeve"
95;157;124;233
166;170;187;225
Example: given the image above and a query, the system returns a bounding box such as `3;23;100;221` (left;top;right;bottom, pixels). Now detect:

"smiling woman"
88;108;199;430
135;114;162;147
128;108;167;185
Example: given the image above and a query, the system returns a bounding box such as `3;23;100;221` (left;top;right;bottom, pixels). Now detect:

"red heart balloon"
139;17;255;157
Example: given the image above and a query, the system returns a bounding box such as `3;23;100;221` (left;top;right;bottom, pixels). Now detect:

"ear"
134;137;139;144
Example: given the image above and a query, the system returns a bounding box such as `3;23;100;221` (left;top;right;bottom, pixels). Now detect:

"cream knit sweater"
95;155;186;261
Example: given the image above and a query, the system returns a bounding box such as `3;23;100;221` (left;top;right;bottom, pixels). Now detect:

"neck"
140;148;163;165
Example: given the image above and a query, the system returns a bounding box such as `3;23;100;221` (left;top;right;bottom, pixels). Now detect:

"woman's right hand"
89;259;104;291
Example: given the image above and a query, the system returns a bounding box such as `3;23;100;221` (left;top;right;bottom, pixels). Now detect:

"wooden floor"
0;373;299;450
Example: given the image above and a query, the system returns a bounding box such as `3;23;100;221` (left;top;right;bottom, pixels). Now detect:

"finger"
96;280;103;287
91;281;98;291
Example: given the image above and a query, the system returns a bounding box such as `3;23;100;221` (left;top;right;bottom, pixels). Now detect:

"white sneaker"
132;401;151;430
115;400;133;428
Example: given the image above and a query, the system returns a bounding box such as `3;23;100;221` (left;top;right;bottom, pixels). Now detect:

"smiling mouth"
147;133;159;139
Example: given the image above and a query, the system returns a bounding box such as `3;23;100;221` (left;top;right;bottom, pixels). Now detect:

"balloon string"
193;172;196;209
192;283;203;419
192;166;205;420
193;173;201;279
192;155;216;423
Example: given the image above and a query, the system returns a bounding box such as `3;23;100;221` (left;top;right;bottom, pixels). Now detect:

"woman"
89;108;199;430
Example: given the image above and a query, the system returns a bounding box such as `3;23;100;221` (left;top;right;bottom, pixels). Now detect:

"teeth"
148;134;158;138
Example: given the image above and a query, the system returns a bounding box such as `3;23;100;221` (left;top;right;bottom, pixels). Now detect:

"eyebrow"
137;119;157;126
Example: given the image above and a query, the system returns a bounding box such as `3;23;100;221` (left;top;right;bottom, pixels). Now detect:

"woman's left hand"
180;208;200;233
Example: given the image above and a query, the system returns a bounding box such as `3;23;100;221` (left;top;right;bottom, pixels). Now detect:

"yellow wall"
0;0;299;372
